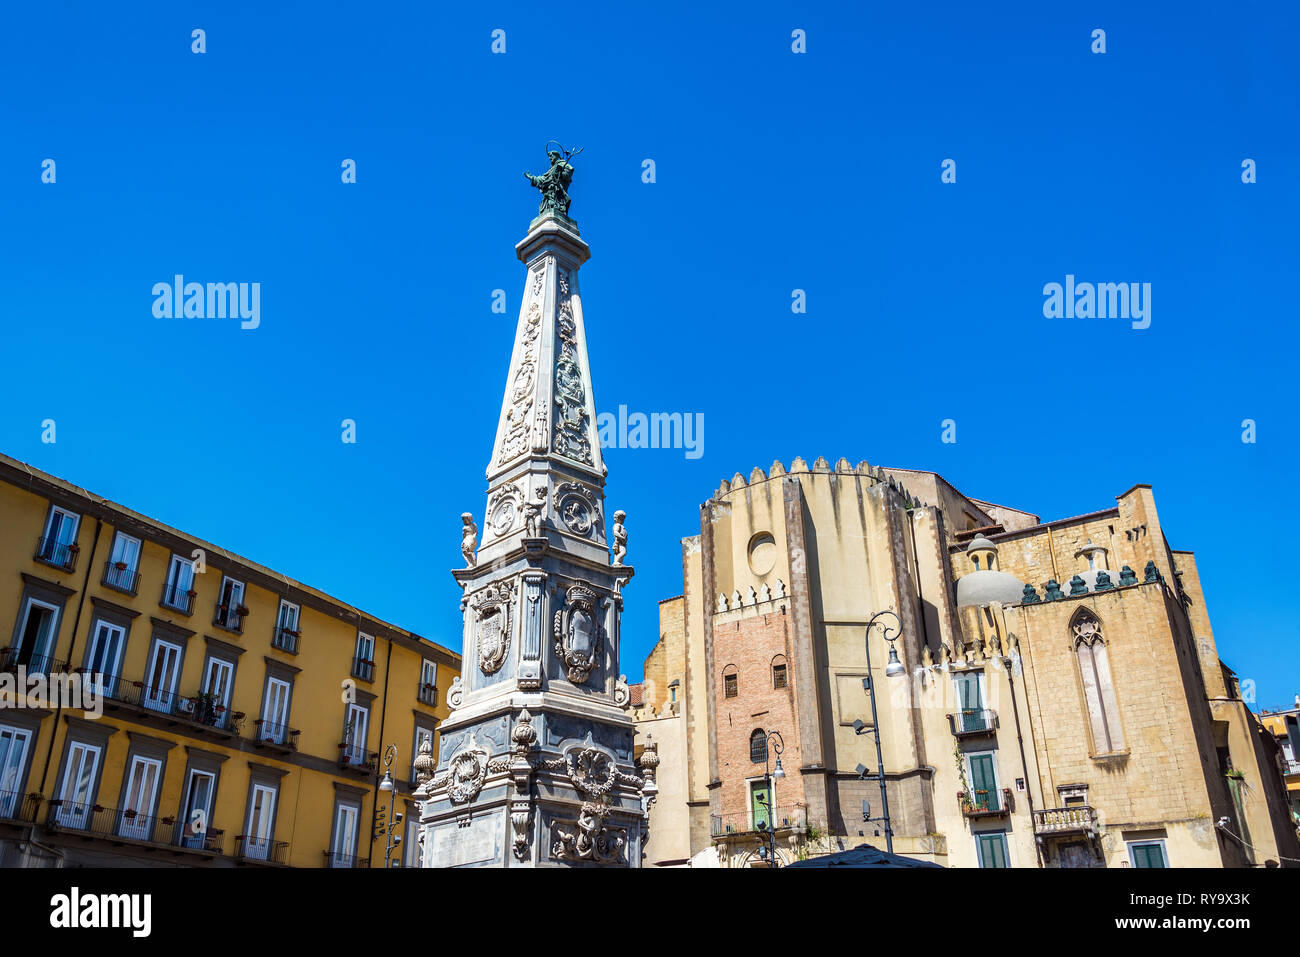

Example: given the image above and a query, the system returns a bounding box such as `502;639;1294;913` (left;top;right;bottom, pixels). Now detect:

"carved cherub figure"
611;509;627;565
461;513;478;567
522;500;541;538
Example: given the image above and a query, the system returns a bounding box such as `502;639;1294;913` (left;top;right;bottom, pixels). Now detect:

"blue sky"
1;3;1296;707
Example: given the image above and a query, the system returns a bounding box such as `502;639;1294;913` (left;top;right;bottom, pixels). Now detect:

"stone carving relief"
611;509;627;565
472;581;516;675
551;271;593;466
553;801;626;864
431;740;490;806
498;285;545;465
613;674;631;709
446;675;464;710
553;584;603;684
553;481;601;539
485;482;523;540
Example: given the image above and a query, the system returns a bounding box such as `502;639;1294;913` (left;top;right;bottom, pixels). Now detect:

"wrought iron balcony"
253;720;299;751
160;582;196;615
235;835;289;864
947;709;999;737
958;787;1014;818
34;536;78;572
323;850;370;869
1033;805;1099;836
338;744;378;773
710;804;804;838
0;790;41;823
93;671;242;734
352;656;375;682
272;625;300;654
0;649;69;678
101;559;140;596
418;683;437;706
212;602;247;633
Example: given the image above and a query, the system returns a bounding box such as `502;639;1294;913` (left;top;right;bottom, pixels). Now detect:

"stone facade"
635;457;1300;868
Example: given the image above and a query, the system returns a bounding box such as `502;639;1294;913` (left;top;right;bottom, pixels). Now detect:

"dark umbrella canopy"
785;843;944;868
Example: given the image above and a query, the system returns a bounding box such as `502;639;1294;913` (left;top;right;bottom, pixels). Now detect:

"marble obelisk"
414;150;657;867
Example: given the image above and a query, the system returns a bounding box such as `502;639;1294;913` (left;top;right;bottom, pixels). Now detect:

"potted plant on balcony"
186;589;198;599
69;544;80;554
236;604;250;617
114;560;128;571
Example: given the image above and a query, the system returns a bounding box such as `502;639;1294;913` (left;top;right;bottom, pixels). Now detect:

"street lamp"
375;744;403;867
856;609;906;853
755;729;785;867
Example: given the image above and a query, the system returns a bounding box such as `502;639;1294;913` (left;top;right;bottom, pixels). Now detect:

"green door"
968;754;998;811
957;672;985;731
977;832;1008;868
750;781;772;831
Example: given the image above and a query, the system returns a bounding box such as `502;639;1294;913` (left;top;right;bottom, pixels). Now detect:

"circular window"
747;532;776;576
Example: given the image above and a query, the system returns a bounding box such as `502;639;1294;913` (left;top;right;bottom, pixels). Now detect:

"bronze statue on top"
525;142;582;220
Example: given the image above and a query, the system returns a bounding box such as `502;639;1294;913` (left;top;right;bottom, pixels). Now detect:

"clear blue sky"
1;3;1296;707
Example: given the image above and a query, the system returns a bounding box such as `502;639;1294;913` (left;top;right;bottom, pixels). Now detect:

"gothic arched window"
1072;611;1124;753
750;729;768;764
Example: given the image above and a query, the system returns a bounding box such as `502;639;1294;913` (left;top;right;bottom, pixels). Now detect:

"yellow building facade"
0;453;457;867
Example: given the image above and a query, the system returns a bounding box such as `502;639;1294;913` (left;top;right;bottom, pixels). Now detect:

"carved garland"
497;281;545;464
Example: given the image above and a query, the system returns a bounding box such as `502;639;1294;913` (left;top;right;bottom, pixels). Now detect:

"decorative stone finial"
414;736;437;785
1143;560;1162;583
1118;564;1138;586
1094;570;1115;591
1021;583;1041;604
1068;575;1088;596
512;709;537;755
1043;579;1064;601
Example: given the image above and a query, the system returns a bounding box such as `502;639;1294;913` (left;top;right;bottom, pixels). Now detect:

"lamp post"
854;609;905;854
376;744;402;868
755;729;786;867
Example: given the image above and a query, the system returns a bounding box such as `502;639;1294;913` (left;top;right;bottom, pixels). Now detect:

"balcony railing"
958;787;1014;818
0;790;41;822
34;536;79;572
212;603;246;633
272;625;300;654
160;582;196;615
1033;805;1099;836
101;560;141;596
352;657;375;682
339;744;378;772
253;720;299;750
710;804;804;838
235;836;289;864
947;709;998;737
323;850;370;869
0;649;70;678
91;669;243;733
418;683;437;706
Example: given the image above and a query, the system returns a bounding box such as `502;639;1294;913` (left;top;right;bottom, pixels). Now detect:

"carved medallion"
552;481;601;539
444;746;489;805
473;581;516;675
486;483;522;539
553;583;602;684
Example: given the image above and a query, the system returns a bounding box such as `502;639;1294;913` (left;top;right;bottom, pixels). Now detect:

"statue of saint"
525;143;581;219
